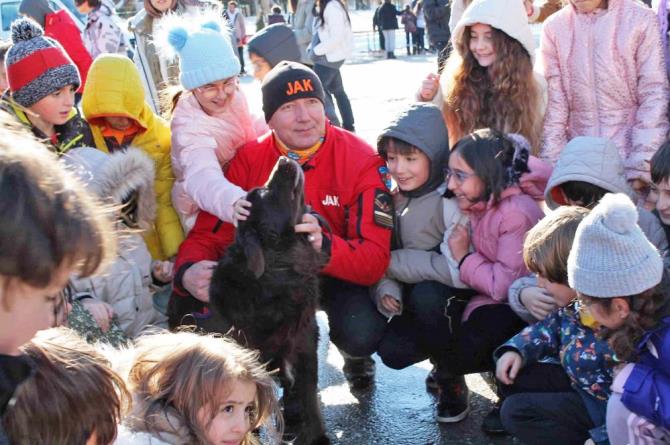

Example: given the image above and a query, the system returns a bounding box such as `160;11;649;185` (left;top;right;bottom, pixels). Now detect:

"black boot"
406;46;411;56
435;375;470;423
482;400;508;435
388;52;397;59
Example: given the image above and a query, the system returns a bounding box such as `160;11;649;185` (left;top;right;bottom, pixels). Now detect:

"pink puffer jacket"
171;90;269;232
459;157;552;321
540;0;669;183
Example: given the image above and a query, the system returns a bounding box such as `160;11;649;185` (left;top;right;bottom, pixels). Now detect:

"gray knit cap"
568;193;663;297
6;18;80;107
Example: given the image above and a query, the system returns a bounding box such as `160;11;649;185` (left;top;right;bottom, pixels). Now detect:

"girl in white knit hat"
568;193;669;445
417;0;546;153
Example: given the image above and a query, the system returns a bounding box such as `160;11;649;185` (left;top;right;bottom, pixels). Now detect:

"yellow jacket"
82;54;184;259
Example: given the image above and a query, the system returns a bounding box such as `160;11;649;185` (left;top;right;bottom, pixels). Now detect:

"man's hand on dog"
232;198;252;227
295;213;323;251
183;260;217;302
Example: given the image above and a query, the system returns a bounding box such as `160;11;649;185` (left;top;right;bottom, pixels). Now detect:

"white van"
0;0;86;39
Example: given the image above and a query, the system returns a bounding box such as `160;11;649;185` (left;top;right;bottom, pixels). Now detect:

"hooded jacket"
438;0;547;149
115;395;192;445
247;24;301;68
540;0;670;183
82;54;184;260
170;88;268;231
19;0;92;92
62;147;167;338
459;156;552;320
544;137;668;251
372;104;467;317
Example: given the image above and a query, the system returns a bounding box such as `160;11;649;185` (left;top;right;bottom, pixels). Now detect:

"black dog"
208;157;329;445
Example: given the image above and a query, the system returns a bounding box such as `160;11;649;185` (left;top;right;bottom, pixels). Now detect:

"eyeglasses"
444;167;474;184
196;77;238;99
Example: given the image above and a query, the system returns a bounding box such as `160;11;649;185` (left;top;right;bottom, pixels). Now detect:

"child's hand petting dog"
295;213;323;251
381;295;401;314
520;286;557;320
496;350;523;385
183;260;217;302
232;198;252;227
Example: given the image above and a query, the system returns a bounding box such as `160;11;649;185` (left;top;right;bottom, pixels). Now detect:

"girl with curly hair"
566;193;670;445
418;0;545;153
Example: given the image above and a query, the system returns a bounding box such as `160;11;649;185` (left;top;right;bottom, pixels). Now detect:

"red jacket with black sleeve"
173;124;393;297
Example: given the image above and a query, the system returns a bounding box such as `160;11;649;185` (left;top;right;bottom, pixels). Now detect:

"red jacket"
45;10;92;93
173;124;393;296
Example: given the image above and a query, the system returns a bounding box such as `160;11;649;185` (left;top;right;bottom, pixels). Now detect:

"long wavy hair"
443;25;542;154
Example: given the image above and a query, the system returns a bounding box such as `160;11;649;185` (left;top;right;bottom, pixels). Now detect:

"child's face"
104;116;133;131
537;275;576;308
0;268;70;355
28;85;76;127
149;0;173;12
193;77;238;116
76;1;93;13
651;178;670;225
446;150;484;211
386;147;430;192
468;23;496;68
201;379;257;445
580;296;629;330
249;53;271;82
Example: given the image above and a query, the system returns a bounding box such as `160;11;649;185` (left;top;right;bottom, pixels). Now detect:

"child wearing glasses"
440;129;550;422
62;147;170;346
372;103;471;422
81;54;184;261
564;193;669;445
160;13;268;233
0;118;114;442
494;198;617;445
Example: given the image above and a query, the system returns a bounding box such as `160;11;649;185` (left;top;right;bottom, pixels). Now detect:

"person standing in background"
289;0;316;65
379;0;400;59
423;0;449;72
268;5;286;23
373;0;385;52
224;0;246;75
401;4;417;55
413;0;426;54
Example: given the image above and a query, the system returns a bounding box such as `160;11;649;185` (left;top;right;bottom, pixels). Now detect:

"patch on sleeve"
373;188;394;229
378;166;393;191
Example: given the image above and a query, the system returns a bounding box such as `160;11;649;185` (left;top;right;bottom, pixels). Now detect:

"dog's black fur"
208;157;329;445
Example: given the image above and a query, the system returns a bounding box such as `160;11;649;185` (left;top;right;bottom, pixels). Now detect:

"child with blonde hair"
116;331;281;445
3;327;129;445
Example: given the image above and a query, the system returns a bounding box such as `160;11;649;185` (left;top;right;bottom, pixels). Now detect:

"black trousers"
320;278;388;357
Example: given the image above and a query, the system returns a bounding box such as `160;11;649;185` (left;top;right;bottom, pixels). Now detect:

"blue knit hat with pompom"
167;20;240;90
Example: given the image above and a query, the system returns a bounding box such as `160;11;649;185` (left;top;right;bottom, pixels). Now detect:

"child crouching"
62;147;170;345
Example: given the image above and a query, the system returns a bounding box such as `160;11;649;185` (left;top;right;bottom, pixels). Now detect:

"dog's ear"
242;230;265;279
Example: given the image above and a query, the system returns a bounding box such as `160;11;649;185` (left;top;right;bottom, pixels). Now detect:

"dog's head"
237;156;306;278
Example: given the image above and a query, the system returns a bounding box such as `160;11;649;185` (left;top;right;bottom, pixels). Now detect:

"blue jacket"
622;317;670;429
496;304;616;401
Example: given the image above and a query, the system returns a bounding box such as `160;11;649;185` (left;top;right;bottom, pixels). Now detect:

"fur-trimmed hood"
61;147;156;229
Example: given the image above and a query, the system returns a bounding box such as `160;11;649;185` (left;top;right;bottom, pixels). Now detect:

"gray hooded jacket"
372;103;468;318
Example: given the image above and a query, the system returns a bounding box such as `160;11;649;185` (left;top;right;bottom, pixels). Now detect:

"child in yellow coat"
82;54;183;259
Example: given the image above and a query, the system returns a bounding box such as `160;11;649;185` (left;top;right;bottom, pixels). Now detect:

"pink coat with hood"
540;0;670;183
459;157;552;320
171;89;268;232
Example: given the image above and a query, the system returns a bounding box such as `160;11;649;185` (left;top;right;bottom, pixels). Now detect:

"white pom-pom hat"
568;193;663;297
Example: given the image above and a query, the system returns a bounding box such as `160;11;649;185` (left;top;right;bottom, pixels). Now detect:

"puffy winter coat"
459;157;551;320
62;147;167;338
82;54;184;260
312;0;354;63
540;0;670;183
170;90;267;231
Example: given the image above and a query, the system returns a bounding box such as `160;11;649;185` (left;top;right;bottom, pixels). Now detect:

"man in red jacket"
171;61;393;387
